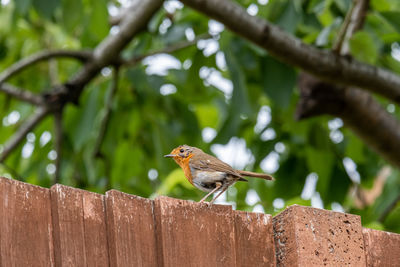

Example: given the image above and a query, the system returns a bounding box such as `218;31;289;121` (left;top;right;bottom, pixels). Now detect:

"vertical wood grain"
105;190;158;267
154;196;236;267
50;184;108;266
0;177;54;267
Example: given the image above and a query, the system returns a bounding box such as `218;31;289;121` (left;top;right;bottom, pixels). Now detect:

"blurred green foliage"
0;0;400;233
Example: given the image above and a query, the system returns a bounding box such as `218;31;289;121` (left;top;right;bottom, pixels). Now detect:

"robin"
164;145;274;204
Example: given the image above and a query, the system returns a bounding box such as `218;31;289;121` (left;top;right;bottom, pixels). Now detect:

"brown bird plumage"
165;145;274;204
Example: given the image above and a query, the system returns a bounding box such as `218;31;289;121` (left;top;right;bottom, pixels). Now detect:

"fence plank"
50;184;108;266
4;177;400;267
273;205;366;266
105;190;158;267
154;196;236;267
363;228;400;266
234;211;275;266
0;177;54;267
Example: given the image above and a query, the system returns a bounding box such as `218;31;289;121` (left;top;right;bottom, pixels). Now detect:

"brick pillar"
273;205;366;266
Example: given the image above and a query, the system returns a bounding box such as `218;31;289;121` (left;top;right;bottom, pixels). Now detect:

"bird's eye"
179;148;184;153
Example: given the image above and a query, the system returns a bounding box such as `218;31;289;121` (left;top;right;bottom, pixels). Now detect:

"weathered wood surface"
105;190;158;267
363;228;400;267
1;177;400;267
0;177;54;267
235;211;275;266
154;196;236;267
51;184;108;266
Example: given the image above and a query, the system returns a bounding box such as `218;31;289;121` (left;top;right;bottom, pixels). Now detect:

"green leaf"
88;0;109;41
68;86;100;151
163;25;187;45
371;0;400;12
384;203;400;233
305;147;334;197
274;155;309;199
225;50;251;116
194;104;219;128
349;31;378;64
261;56;296;108
345;133;366;163
381;54;400;75
111;143;143;188
366;13;400;43
380;11;400;33
276;1;302;34
317;0;334;26
61;0;83;33
155;168;193;195
15;0;32;15
215;40;252;143
333;0;351;14
32;0;60;19
316;17;342;47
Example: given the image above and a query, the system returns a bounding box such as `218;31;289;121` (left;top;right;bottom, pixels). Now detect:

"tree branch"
0;50;92;84
296;0;400;167
121;33;211;66
180;0;400;103
297;74;400;167
0;83;43;105
109;2;140;26
93;67;119;158
0;106;50;162
0;0;163;164
53;109;63;184
65;0;163;102
333;2;356;53
341;0;370;53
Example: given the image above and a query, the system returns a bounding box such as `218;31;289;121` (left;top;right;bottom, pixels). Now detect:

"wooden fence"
0;176;399;266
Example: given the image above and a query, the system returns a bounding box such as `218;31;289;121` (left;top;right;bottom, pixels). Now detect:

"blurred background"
0;0;400;233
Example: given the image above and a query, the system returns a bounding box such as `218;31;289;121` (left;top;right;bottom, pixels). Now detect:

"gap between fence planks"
0;176;399;266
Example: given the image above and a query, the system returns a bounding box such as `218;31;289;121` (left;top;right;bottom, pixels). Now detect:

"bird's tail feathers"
236;170;275;180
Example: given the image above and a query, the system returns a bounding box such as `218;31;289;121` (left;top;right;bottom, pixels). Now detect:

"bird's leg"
209;185;229;205
199;182;222;203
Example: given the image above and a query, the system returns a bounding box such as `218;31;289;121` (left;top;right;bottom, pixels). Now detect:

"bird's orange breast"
174;154;194;185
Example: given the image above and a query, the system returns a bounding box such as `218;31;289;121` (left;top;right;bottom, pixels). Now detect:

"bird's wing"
190;152;241;178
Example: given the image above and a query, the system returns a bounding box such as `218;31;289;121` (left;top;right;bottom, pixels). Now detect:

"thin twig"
336;0;370;54
0;83;43;105
66;0;163;101
121;33;212;66
0;50;92;84
49;58;59;86
0;106;50;162
333;2;356;53
53;109;63;184
93;67;120;158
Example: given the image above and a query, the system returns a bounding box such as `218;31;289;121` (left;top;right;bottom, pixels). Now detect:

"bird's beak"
164;154;175;158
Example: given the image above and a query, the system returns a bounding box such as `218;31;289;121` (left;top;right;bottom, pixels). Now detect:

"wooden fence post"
105;190;158;267
363;228;400;266
234;211;276;266
154;196;236;267
50;184;109;266
0;177;54;266
2;177;400;266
